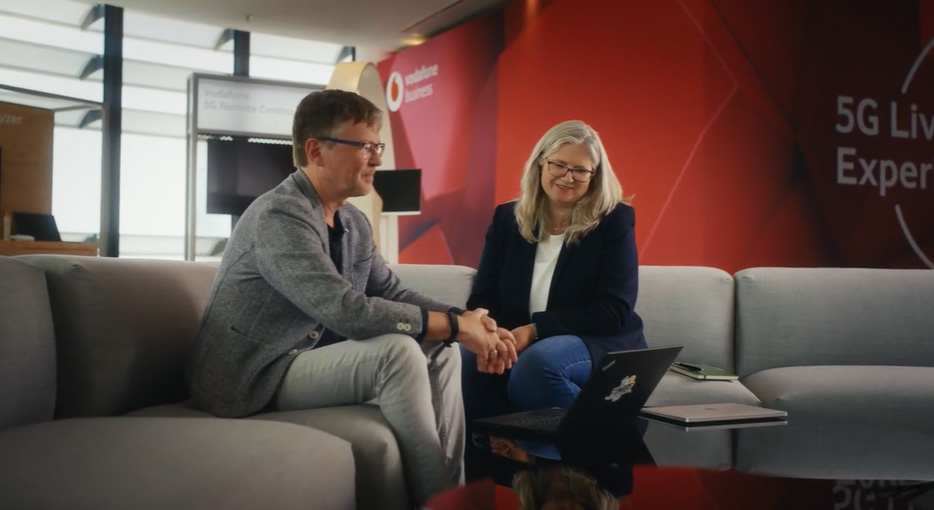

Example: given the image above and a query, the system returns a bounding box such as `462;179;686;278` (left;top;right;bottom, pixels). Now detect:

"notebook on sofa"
669;362;738;380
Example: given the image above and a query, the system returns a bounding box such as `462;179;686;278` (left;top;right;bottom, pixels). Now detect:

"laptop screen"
561;346;683;427
12;212;62;242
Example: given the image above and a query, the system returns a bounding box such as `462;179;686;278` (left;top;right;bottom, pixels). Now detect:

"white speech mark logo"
386;71;404;112
604;375;636;402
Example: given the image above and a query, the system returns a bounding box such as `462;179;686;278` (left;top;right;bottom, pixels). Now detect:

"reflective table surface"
427;410;934;510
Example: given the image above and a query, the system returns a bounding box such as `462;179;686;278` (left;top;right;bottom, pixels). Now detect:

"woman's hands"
458;309;518;374
459;314;540;374
474;327;521;374
510;324;537;354
470;322;538;374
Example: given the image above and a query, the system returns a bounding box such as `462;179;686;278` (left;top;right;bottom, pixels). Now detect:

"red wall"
379;0;934;273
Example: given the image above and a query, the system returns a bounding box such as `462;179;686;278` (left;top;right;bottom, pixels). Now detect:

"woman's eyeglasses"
545;160;595;182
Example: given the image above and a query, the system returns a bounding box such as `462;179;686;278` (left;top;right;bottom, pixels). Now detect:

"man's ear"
305;138;325;166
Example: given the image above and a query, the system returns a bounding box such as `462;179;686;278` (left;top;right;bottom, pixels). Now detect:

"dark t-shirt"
313;214;451;347
316;214;346;348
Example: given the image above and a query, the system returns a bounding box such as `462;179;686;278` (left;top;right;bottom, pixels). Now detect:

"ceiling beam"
214;28;235;51
80;4;105;31
79;109;102;128
79;55;103;80
337;46;355;63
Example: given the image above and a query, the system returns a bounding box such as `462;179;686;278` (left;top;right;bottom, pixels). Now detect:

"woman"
462;120;647;443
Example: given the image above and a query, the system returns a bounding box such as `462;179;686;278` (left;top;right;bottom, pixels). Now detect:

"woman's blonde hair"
514;120;626;244
513;467;618;510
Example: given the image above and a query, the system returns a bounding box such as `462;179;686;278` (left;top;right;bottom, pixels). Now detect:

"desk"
0;240;98;257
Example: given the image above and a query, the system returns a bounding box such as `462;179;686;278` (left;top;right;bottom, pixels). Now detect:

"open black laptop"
11;212;62;242
473;346;683;441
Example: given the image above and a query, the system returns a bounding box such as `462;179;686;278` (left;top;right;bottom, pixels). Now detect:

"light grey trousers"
274;334;465;506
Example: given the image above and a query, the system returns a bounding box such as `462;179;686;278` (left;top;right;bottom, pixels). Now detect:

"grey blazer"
188;170;453;418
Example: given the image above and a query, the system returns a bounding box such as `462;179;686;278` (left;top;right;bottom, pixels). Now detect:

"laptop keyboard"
516;415;563;430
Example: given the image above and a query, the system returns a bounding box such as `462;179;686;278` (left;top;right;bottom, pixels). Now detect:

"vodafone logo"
385;65;439;112
386;72;404;112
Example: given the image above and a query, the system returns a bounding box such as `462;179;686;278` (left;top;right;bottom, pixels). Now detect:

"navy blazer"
467;201;647;364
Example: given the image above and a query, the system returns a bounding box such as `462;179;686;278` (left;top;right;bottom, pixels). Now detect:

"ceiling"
72;0;512;50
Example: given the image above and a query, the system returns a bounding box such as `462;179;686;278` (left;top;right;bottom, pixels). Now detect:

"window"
0;0;342;259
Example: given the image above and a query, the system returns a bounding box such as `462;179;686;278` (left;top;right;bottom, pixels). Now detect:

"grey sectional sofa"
1;254;932;508
0;255;356;510
733;267;934;480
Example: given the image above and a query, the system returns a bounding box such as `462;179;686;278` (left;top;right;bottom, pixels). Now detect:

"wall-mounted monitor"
372;169;421;215
206;137;294;217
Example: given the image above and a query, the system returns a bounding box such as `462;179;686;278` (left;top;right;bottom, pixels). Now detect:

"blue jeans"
460;334;593;420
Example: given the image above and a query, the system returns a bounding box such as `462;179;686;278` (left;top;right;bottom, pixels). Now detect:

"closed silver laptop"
641;402;787;424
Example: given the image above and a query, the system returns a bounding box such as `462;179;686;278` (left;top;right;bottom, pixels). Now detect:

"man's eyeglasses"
545;160;595;182
318;137;386;159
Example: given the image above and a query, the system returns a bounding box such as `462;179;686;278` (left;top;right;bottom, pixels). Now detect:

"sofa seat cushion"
646;372;761;407
734;267;934;377
637;266;737;371
16;255;218;418
0;256;56;430
0;416;355;510
390;264;475;308
743;365;934;426
132;402;411;510
255;405;412;510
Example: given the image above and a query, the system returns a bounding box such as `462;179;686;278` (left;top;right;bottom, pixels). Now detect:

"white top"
529;234;565;315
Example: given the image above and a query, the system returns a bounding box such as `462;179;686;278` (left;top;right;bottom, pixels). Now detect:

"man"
187;89;517;505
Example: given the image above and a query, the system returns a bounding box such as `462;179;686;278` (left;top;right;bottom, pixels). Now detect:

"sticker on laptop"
605;375;636;402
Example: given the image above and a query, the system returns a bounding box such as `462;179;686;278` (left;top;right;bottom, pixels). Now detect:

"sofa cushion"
255;405;412;510
125;401;208;418
16;255;218;417
0;416;355;510
390;263;475;308
742;365;934;426
131;402;412;510
636;266;736;371
647;372;761;407
0;256;56;430
735;267;934;377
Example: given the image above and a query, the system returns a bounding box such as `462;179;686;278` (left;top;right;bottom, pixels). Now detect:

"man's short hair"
292;89;383;167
